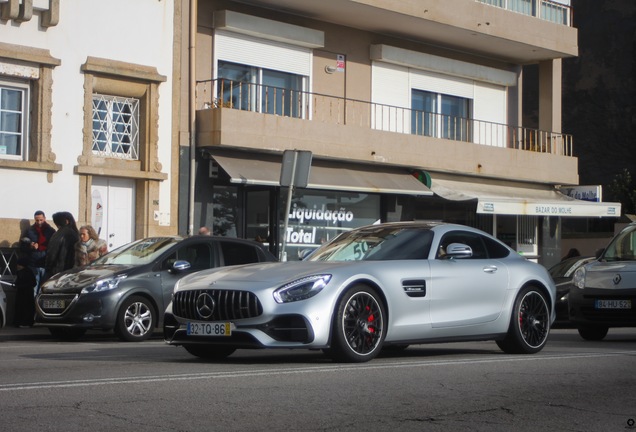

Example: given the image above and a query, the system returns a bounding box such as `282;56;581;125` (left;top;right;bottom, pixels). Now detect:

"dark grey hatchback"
35;236;276;341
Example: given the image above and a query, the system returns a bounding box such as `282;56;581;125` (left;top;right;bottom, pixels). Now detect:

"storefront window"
280;190;381;261
212;185;238;237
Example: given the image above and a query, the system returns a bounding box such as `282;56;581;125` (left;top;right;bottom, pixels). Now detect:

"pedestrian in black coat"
44;212;80;282
13;257;37;327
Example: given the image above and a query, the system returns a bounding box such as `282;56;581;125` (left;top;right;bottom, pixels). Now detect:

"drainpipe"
187;0;197;235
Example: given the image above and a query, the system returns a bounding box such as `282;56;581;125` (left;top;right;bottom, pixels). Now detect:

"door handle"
483;265;498;273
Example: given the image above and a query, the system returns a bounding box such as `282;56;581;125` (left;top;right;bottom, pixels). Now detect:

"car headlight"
273;275;331;303
572;266;586;289
81;275;127;294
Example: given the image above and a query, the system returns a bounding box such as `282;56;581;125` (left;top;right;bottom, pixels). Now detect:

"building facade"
175;0;619;266
0;0;621;278
0;0;177;265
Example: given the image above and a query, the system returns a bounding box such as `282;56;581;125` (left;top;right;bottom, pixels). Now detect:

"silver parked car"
165;222;556;362
570;223;636;340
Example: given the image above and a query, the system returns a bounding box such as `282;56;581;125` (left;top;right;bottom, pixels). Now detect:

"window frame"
0;79;29;161
91;93;140;160
216;60;308;119
411;89;471;141
0;44;61;173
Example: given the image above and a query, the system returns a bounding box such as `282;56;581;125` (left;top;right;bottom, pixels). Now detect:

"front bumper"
35;291;120;330
568;287;636;327
163;311;317;348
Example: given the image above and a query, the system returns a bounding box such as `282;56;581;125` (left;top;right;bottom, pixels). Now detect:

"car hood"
41;264;135;294
584;261;636;289
175;261;357;291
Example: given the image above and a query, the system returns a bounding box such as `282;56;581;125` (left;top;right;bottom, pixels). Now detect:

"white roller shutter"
473;82;507;147
215;30;311;76
371;62;409;133
410;69;474;99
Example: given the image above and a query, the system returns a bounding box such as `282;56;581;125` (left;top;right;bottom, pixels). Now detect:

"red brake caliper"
366;305;375;333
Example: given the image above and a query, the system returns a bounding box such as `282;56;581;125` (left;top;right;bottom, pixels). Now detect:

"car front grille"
172;289;263;321
37;294;77;316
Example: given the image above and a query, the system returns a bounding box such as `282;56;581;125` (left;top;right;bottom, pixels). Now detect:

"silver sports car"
164;222;556;362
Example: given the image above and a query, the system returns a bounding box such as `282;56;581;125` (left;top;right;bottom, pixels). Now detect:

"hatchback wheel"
577;326;608;341
497;286;550;354
328;285;386;363
115;296;155;342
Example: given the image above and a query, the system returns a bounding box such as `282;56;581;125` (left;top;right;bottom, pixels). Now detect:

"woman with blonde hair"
75;225;108;267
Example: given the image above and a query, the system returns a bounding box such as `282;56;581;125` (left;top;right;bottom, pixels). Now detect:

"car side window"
482;236;510;259
220;241;259;266
437;231;488;259
162;243;213;271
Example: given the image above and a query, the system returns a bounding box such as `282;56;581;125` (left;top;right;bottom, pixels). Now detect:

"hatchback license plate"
594;299;631;309
42;299;65;309
187;322;232;336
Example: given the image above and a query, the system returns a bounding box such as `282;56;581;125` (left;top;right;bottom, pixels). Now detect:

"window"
412;89;470;141
92;94;140;159
220;241;259;266
217;61;305;118
0;82;28;160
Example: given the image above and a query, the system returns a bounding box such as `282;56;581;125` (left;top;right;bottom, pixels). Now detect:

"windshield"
309;226;433;261
602;225;636;262
92;237;181;266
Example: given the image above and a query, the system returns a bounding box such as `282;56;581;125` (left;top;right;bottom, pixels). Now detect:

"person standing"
21;210;55;295
44;212;80;281
13;257;37;327
75;225;108;267
198;226;212;235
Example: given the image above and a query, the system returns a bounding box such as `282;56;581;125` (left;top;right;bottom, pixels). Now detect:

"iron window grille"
92;94;139;160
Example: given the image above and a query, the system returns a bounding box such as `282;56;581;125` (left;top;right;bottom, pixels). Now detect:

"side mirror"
446;243;473;259
171;260;191;273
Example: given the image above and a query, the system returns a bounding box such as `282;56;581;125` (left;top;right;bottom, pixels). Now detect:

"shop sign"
286;203;355;245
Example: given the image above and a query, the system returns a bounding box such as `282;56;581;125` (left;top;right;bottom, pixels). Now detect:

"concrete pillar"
538;59;562;134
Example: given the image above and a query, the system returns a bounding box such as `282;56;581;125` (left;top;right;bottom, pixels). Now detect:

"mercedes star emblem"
196;293;215;319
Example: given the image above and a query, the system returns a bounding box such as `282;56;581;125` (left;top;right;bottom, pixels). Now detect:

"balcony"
196;79;578;185
228;0;577;63
477;0;572;26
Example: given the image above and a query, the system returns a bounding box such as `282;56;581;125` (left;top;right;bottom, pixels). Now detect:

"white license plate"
42;299;65;309
187;322;232;336
594;299;631;309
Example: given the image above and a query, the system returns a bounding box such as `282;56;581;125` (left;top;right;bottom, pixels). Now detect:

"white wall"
0;0;174;222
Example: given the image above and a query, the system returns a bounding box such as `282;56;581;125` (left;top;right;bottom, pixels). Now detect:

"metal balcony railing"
476;0;572;26
197;79;573;157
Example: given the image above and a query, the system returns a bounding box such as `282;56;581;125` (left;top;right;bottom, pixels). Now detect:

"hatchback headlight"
273;275;331;303
81;275;127;294
572;266;586;289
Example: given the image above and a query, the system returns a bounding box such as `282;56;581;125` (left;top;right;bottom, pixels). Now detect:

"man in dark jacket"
21;210;55;294
44;212;79;282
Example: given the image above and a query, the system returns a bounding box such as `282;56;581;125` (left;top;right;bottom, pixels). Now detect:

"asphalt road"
0;328;635;432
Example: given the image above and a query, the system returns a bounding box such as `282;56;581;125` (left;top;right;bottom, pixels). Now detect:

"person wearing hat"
13;256;37;328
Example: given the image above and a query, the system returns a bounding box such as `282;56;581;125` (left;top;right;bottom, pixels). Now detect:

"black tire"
114;296;155;342
328;285;386;363
496;286;550;354
577;326;609;341
48;327;87;341
183;344;236;360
